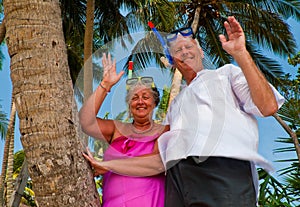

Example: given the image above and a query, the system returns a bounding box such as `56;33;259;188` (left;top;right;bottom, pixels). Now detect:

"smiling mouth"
136;106;147;110
180;57;192;64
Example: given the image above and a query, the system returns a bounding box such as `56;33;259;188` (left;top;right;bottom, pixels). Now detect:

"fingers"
102;53;113;67
117;70;125;80
102;53;115;72
227;16;242;31
82;147;94;162
223;16;243;38
107;53;112;66
218;34;227;44
111;59;117;73
223;20;231;37
82;152;91;161
86;147;94;157
102;53;107;66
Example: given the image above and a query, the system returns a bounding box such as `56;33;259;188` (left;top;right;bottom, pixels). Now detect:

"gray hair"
125;82;160;107
168;36;201;54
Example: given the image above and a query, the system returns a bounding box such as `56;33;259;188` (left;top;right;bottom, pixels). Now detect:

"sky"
0;17;299;180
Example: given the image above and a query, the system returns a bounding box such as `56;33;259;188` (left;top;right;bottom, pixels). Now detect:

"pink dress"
102;134;165;207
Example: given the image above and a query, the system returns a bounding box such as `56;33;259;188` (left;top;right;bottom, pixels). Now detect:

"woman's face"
129;87;156;120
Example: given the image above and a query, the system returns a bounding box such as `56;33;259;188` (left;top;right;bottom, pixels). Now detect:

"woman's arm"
79;53;124;141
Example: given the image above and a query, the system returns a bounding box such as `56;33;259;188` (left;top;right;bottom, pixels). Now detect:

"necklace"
131;121;154;134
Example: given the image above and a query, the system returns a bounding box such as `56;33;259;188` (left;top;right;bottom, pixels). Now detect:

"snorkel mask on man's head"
166;27;195;43
148;22;195;66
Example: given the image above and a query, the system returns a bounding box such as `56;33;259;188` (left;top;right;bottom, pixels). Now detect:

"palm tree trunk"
0;100;16;207
167;69;182;107
83;0;95;146
191;6;201;34
3;1;100;206
8;159;29;207
84;0;95;101
0;20;6;43
272;113;300;165
5;101;16;206
0;130;8;206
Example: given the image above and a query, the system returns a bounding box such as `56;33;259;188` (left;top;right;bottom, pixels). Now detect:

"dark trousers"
165;157;256;207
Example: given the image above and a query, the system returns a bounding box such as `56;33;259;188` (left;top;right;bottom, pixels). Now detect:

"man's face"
169;36;204;73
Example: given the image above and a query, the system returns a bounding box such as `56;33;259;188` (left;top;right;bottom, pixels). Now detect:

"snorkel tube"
147;21;173;65
128;60;133;79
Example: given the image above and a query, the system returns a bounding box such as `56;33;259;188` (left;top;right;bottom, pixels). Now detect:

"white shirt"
158;64;285;171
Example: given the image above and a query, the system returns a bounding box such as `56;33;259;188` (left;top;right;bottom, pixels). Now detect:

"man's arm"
83;148;165;177
101;155;165;177
219;16;278;116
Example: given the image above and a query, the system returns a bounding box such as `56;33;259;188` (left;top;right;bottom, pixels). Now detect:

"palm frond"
243;43;284;86
274;146;296;153
199;16;230;67
122;31;167;73
224;2;297;57
258;168;295;206
61;0;86;40
277;162;299;176
257;0;300;21
95;0;134;46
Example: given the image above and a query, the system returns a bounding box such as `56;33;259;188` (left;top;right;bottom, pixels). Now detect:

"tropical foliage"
0;101;8;139
258;168;296;206
257;52;300;206
13;151;37;206
129;0;300;86
0;0;300;206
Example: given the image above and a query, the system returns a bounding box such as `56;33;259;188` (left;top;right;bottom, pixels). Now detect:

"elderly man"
157;16;284;206
84;16;284;207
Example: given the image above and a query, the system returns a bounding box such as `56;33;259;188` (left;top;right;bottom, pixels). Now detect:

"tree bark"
0;99;16;207
0;19;6;44
3;0;100;206
5;101;15;206
8;159;29;207
191;6;201;34
83;0;95;101
83;0;95;146
272;113;300;165
167;69;182;107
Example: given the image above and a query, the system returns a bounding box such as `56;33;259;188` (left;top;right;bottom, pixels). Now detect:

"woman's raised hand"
101;53;125;91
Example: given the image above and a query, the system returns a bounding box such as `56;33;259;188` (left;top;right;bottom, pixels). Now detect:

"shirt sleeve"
229;64;285;117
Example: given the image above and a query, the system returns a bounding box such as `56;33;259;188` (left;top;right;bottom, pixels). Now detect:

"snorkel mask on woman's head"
126;76;155;90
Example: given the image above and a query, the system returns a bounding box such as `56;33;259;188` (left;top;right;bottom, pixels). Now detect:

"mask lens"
126;78;138;86
166;33;177;42
126;77;154;90
166;27;194;43
180;28;193;36
141;77;153;84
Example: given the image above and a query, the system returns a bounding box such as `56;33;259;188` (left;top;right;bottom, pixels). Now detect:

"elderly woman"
79;53;168;207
